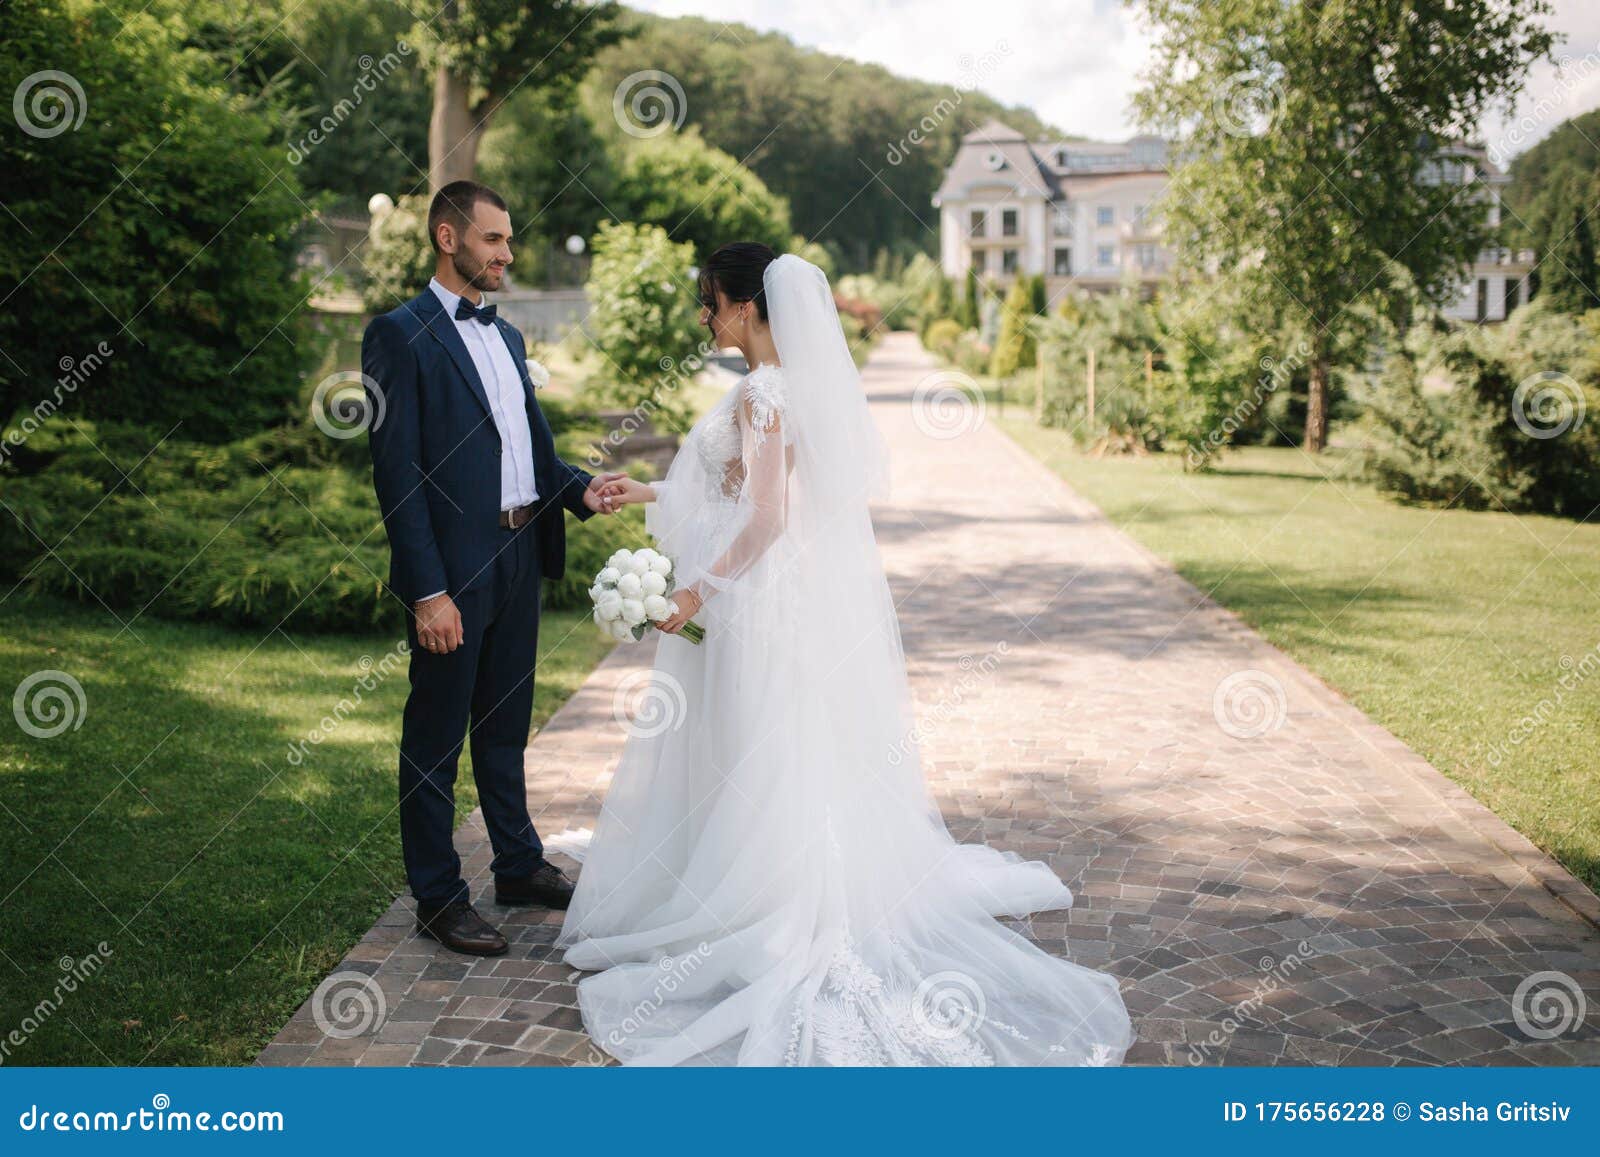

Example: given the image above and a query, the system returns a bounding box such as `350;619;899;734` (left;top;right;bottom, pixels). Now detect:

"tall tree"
1532;167;1599;314
1130;0;1555;451
419;0;622;192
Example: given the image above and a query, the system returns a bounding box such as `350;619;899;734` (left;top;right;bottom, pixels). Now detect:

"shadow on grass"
0;597;462;1064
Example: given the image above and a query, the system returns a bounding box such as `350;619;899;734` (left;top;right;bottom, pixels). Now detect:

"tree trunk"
1305;351;1329;454
428;65;485;193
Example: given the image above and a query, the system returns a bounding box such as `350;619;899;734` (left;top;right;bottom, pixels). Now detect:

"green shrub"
989;276;1037;378
360;194;433;313
583;221;702;432
923;318;964;357
0;415;648;631
1034;288;1161;446
0;0;316;443
918;273;956;343
1355;302;1600;515
948;331;992;378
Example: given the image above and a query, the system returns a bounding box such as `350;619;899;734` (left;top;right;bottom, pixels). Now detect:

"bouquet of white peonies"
590;547;704;645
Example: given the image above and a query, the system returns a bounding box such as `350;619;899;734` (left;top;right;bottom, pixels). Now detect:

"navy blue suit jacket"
362;289;595;605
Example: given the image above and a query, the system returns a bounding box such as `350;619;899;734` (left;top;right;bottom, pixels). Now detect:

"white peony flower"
525;358;551;389
640;571;667;597
620;598;647;626
596;591;623;617
597;566;620;585
609;619;635;641
643;594;671;621
593;608;607;628
617;572;643;598
648;554;672;576
609;549;634;571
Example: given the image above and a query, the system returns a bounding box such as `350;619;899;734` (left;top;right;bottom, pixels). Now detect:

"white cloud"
1482;3;1600;161
631;0;1600;155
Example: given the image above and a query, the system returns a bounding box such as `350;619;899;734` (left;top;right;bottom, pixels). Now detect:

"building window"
969;209;986;238
1096;205;1114;228
1130;139;1164;166
1052;204;1074;236
1001;208;1019;237
971;249;986;274
1476;278;1489;323
1002;248;1020;274
1135;243;1159;270
1097;244;1116;268
1053;247;1072;276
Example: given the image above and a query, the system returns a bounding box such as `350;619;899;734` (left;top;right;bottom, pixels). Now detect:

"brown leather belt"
499;503;536;529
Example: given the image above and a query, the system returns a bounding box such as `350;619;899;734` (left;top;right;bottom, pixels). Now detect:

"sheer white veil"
763;253;889;518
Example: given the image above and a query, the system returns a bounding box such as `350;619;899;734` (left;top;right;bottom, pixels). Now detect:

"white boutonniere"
525;358;551;390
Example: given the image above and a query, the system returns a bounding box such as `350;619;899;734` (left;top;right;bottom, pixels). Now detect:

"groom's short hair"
428;180;508;252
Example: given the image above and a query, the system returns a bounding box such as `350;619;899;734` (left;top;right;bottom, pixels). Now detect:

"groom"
363;179;624;957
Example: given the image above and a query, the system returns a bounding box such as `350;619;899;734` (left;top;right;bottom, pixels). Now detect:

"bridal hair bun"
698;241;779;320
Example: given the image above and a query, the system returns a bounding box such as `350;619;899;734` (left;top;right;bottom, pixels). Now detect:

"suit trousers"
398;522;544;906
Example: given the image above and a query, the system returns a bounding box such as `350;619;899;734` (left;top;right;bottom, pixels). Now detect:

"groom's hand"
584;472;628;515
414;593;463;654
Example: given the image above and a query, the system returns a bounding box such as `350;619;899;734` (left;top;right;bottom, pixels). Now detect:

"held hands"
595;475;656;508
658;587;702;634
584;472;630;515
414;593;463;654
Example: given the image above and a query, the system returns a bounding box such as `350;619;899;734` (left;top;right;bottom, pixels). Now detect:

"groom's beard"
452;251;505;293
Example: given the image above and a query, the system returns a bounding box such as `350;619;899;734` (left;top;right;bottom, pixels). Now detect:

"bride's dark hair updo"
698;242;779;321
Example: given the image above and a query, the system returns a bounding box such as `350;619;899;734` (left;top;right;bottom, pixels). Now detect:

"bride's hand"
658;588;702;634
597;476;656;507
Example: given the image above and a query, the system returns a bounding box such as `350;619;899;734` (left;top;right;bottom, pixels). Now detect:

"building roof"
936;120;1060;204
935;120;1169;205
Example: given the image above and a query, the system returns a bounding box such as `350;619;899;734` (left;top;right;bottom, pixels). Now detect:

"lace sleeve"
686;370;793;603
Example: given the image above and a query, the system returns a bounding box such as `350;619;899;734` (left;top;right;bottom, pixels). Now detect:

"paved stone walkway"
261;332;1600;1067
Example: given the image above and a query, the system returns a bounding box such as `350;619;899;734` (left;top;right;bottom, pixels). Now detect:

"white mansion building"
934;120;1533;323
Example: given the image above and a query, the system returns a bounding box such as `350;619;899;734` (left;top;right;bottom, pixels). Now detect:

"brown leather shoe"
414;900;508;956
493;860;574;909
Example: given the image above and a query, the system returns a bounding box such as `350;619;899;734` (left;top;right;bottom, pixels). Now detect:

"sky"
630;0;1600;160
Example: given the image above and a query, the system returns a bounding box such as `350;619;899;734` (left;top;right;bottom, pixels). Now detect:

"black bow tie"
454;298;497;325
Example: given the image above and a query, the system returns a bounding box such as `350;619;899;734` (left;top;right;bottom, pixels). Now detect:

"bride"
553;244;1135;1066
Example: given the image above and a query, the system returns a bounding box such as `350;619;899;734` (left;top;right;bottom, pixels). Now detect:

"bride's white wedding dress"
553;255;1135;1066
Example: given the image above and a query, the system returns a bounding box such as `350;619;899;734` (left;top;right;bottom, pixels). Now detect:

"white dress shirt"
417;277;540;603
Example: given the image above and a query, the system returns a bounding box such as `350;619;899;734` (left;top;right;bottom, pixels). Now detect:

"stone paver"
262;332;1600;1067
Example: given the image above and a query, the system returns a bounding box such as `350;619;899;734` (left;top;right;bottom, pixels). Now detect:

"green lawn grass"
0;595;612;1065
999;419;1600;901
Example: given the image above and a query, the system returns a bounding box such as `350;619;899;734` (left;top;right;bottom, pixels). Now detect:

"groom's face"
447;202;515;293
